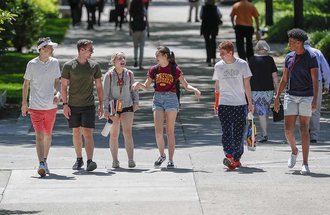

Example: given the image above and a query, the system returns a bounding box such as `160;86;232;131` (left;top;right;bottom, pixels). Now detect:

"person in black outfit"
200;0;222;66
85;0;97;30
115;0;127;30
248;40;279;143
68;0;83;27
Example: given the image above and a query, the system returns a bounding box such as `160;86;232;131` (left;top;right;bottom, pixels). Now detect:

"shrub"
31;0;59;18
317;33;330;63
8;0;45;52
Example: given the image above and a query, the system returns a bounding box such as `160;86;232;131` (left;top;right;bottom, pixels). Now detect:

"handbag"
272;100;284;122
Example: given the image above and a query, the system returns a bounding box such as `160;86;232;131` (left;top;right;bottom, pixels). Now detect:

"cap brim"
48;41;58;47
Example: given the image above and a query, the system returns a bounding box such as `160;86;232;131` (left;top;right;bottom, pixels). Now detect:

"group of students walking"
22;37;200;177
22;26;329;177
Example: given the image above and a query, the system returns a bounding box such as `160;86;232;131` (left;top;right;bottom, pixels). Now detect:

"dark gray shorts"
68;105;95;128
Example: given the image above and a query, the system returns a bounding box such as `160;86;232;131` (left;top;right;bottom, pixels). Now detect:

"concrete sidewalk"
1;2;330;215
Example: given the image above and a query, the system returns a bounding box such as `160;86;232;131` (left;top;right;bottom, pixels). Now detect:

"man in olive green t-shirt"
61;39;104;172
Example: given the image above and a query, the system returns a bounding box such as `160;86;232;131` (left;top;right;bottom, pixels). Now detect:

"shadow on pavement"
0;209;40;214
290;170;330;178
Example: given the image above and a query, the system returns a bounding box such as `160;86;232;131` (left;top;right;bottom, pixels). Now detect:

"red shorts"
29;108;57;134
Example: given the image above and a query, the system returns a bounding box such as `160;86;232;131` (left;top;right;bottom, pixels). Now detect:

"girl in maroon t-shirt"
133;46;201;168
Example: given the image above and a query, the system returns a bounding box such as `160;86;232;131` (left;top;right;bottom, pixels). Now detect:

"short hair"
77;39;93;51
287;28;308;42
255;40;270;53
218;40;234;53
110;52;125;65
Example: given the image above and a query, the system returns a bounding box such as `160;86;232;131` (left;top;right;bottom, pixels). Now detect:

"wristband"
63;102;68;106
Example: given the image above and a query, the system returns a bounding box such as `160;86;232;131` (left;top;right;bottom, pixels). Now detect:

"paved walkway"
1;1;330;215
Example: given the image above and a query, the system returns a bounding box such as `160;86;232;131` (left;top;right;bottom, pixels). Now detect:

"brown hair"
156;46;176;64
110;52;125;65
77;39;93;51
218;41;234;53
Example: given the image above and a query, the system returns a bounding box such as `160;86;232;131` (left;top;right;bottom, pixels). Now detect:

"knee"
300;124;309;133
73;129;82;137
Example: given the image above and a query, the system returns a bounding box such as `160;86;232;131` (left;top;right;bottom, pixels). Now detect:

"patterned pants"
218;105;247;161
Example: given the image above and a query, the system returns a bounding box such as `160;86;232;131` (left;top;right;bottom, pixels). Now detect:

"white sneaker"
300;165;310;175
44;161;50;174
288;149;298;168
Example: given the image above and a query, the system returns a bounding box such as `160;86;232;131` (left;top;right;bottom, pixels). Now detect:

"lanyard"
114;69;125;99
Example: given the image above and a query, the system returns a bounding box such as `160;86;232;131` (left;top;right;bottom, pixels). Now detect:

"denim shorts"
284;94;313;117
152;92;179;112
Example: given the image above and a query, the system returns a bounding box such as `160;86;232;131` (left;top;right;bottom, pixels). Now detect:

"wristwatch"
63;102;68;106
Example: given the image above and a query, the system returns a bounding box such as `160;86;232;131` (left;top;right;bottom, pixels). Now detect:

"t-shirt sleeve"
23;61;32;80
243;61;253;78
310;55;319;70
94;63;102;79
61;63;70;79
270;57;278;73
147;66;155;79
284;54;291;69
54;59;61;79
176;66;183;79
212;65;220;80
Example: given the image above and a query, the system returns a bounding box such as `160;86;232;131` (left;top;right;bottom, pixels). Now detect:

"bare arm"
272;72;279;94
95;78;104;118
243;77;253;112
178;75;201;98
132;77;153;91
310;67;319;112
53;78;61;104
21;79;30;116
61;77;70;119
274;68;289;112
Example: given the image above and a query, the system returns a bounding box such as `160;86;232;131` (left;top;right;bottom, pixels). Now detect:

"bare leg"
154;110;165;156
285;115;298;155
299;116;311;165
121;112;134;160
82;127;94;160
109;116;121;161
72;128;83;158
35;132;45;162
258;115;268;137
165;111;177;161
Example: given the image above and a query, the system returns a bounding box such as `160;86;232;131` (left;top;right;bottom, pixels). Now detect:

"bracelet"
63;102;68;106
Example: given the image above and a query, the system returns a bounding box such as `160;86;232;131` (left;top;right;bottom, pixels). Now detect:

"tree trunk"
265;0;273;26
294;0;303;28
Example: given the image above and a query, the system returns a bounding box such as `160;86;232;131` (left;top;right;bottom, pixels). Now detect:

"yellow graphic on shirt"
155;73;174;86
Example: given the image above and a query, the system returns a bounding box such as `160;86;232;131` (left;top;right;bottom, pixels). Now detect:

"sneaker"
167;160;175;169
235;160;242;168
310;139;317;144
258;136;268;143
154;154;166;167
72;159;84;170
38;163;46;177
223;155;236;170
44;161;50;174
300;164;310;175
86;161;97;171
128;160;136;168
112;160;120;168
288;149;298;168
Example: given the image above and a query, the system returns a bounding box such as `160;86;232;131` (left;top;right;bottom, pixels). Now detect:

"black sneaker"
86;161;97;172
154;155;166;167
72;159;84;170
167;161;175;169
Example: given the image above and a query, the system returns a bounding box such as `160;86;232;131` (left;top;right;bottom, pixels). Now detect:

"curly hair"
287;28;308;42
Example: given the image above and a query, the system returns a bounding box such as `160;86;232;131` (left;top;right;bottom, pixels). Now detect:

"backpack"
152;63;181;103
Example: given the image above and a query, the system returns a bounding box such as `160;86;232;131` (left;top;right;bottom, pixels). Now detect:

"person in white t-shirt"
21;37;61;177
212;40;253;170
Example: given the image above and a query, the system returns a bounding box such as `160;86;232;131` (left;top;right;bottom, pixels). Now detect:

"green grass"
0;17;70;104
